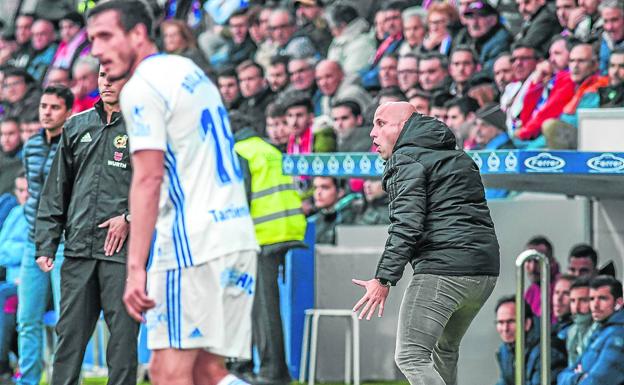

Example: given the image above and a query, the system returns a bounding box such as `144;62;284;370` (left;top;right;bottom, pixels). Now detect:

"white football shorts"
145;249;257;358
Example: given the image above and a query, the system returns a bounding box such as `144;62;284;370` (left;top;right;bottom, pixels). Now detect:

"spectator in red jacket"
515;36;575;141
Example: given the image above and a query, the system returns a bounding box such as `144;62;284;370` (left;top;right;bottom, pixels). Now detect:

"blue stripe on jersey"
164;153;186;269
163;161;185;269
164;146;194;267
166;271;173;348
166;147;193;266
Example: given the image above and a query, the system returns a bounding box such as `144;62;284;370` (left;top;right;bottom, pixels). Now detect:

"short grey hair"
290;56;318;69
72;55;100;76
270;8;295;26
402;6;426;24
599;0;624;12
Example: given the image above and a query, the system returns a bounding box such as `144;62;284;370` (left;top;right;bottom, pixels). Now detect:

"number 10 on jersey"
199;106;243;185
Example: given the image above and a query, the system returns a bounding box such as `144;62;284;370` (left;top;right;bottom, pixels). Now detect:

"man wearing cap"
353;101;499;385
49;11;90;75
475;103;514;199
474;103;515;150
455;1;513;73
466;72;499;107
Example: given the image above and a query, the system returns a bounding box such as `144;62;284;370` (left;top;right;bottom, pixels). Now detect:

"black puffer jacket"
375;113;500;284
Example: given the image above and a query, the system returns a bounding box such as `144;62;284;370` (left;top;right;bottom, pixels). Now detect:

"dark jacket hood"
393;113;457;152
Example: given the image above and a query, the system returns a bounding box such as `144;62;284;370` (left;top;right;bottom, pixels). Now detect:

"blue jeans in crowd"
17;242;64;385
395;273;497;385
0;281;17;364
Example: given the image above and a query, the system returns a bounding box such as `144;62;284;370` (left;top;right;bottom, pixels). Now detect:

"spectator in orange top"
543;42;609;149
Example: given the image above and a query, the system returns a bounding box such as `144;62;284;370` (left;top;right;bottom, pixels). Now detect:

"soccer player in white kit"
87;2;259;385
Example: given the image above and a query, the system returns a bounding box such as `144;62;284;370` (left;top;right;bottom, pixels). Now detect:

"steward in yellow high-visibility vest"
230;111;306;384
234;132;307;246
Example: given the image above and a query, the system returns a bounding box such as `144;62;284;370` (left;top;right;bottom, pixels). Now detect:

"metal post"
515;249;551;385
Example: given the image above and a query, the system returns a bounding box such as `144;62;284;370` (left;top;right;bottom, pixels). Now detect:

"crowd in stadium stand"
0;0;623;384
495;237;624;385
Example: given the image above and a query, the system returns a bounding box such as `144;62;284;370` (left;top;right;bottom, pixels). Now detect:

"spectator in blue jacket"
598;0;624;75
494;295;567;385
558;275;624;385
18;85;73;385
0;172;28;378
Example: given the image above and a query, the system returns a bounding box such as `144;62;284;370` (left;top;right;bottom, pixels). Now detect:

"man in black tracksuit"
34;68;138;385
353;102;500;385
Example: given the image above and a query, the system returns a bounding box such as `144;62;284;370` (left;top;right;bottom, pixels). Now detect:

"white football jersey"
121;54;258;272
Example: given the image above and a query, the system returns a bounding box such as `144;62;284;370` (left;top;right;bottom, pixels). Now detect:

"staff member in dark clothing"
34;67;138;385
352;102;500;385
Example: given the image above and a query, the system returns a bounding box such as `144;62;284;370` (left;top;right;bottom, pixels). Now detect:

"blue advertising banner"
283;151;624;177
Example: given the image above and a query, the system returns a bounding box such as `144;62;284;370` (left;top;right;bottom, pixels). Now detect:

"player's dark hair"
87;0;155;40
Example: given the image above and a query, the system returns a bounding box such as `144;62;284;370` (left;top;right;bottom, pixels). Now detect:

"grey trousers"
51;257;139;385
252;245;290;380
395;273;497;385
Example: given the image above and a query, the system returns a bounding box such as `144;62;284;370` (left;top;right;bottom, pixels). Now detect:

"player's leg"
394;273;456;385
51;258;101;385
98;260;140;385
150;348;199;385
192;351;229;385
432;275;497;385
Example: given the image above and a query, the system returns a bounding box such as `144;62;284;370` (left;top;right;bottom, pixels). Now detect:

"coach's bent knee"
395;344;431;374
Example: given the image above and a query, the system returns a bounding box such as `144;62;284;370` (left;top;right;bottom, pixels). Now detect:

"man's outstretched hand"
352;278;390;320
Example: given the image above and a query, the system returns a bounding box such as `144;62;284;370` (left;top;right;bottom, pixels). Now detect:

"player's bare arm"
123;149;163;322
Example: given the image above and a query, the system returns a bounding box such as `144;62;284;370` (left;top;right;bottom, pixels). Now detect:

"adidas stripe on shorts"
145;249;257;358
